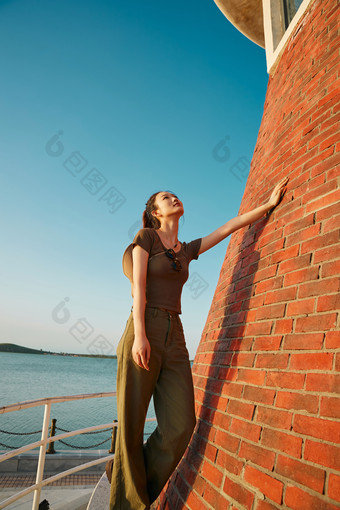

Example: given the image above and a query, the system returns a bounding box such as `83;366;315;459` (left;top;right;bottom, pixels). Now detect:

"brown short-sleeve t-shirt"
122;228;202;314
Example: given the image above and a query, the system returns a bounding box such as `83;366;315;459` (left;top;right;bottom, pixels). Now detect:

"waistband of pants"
131;305;180;318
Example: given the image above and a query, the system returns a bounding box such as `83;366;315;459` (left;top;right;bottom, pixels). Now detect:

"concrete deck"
86;472;110;510
0;451;109;475
0;450;112;509
0;486;93;510
0;474;102;510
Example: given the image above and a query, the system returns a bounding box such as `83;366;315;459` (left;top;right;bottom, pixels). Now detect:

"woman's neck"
157;220;179;246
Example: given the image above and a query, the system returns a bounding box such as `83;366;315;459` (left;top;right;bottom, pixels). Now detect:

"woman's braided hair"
143;191;162;229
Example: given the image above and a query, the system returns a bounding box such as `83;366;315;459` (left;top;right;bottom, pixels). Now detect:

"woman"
109;177;289;509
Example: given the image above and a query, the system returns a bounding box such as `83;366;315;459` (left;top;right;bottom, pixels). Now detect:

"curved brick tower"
156;0;340;508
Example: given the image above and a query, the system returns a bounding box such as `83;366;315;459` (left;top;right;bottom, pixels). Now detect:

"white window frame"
263;0;316;74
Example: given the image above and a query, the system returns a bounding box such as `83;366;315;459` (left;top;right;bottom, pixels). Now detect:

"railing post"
46;418;57;454
32;403;51;510
109;420;117;453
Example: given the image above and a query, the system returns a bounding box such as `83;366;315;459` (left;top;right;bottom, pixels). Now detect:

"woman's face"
153;191;184;221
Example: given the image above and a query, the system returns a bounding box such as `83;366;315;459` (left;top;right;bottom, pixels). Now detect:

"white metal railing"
0;392;156;510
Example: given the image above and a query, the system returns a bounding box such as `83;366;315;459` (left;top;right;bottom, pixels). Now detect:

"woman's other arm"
198;177;288;255
131;245;150;370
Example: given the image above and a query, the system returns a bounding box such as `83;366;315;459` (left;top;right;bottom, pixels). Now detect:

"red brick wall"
157;0;340;508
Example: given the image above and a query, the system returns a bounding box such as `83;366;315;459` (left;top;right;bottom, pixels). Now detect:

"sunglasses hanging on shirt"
165;249;182;271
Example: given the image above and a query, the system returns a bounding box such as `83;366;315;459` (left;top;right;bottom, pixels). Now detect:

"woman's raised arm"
198;176;289;255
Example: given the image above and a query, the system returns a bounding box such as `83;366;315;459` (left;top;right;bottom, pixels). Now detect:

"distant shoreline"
0;343;117;359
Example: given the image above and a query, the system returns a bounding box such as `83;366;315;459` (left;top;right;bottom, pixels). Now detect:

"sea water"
0;352;156;451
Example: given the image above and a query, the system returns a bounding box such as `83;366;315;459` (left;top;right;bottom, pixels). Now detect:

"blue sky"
1;0;268;358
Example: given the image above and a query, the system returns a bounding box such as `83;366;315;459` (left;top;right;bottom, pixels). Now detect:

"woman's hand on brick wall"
268;176;289;208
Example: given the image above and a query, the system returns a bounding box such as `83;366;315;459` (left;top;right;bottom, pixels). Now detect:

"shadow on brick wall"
158;211;273;508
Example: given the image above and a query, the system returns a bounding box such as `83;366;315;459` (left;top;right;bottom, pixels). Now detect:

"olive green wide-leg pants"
109;306;196;510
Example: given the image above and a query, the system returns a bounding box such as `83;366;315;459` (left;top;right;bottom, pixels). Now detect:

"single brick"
320;396;340;419
223;476;255;509
285;485;338;510
230;417;262;442
215;448;244;476
239;441;275;470
265;371;305;390
273;318;293;334
313;245;340;264
276;390;319;413
237;368;266;385
278;253;312;274
298;278;339;298
255;406;292;430
261;428;302;458
304;439;340;470
276;454;325;493
290;352;333;370
321;260;340;278
283;332;323;350
213;429;240;454
244;465;283;504
245;321;273;336
243;385;276;405
201;460;223;488
306;373;340;392
328;473;340;503
252;336;282;351
255;275;283;294
317;293;340;312
221;381;243;399
286;298;315;316
264;287;297;304
295;313;337;332
227;399;255;420
230;352;255;367
255;353;289;369
256;304;286;320
293;414;340;443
